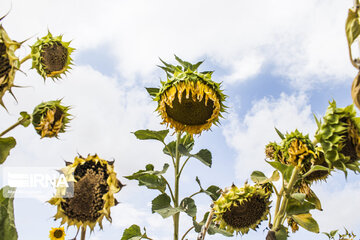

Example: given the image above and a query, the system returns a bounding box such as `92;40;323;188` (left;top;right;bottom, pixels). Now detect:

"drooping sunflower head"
265;142;284;163
32;100;71;138
281;130;316;168
304;147;331;183
31;31;74;80
315;100;360;174
49;227;66;240
0;16;21;109
48;154;124;231
149;55;226;135
212;183;271;234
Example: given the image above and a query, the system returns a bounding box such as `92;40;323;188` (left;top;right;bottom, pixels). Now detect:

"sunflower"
31;31;74;80
48;154;124;231
32;100;71;138
149;56;226;135
0;15;21;109
212;183;271;234
314;100;360;174
49;227;66;240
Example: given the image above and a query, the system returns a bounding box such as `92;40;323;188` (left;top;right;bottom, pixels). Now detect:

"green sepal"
0;137;16;164
133;129;169;143
0;186;18;240
145;88;159;98
121;224;148;240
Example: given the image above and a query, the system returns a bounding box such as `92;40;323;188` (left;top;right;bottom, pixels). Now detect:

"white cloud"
223;92;317;182
2;0;356;87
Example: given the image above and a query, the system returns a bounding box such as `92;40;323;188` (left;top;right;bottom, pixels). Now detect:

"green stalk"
20;54;31;65
0;117;27;137
173;132;181;240
272;166;300;231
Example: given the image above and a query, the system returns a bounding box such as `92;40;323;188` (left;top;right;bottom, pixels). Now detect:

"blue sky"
0;0;360;239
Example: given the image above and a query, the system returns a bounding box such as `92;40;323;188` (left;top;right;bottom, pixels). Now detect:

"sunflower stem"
181;226;194;240
178;156;191;177
173;132;182;240
272;166;300;231
19;54;31;65
161;175;175;203
80;227;86;240
197;208;214;240
0;117;27;137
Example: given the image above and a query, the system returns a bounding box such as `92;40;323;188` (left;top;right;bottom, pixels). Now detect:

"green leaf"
286;198;315;216
152;193;180;218
192;149;212;167
0;186;18;240
291;193;306;203
121;224;148;240
266;161;288;176
251;171;267;183
163;134;194;157
180;197;197;217
274;225;288;240
125;164;169;192
204;185;221;201
292;213;320;233
306;189;322;211
346;8;360;46
19;112;31;127
0;137;16;164
133;129;169;142
145;88;159;98
284;165;295;182
302;165;330;178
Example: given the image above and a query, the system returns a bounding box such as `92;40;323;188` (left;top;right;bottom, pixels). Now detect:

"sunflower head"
0;16;21;109
265;142;283;162
32;100;71;138
315;100;360;173
48;154;124;231
212;183;270;234
49;227;66;240
149;55;226;135
287;217;299;233
281;130;316;168
31;31;74;80
304;148;331;183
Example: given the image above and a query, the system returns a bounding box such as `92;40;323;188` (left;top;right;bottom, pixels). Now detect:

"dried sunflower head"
48;154;124;231
287;217;299;233
49;226;66;240
281;130;316;168
0;15;21;109
32;100;71;138
315;100;360;174
31;31;74;80
149;55;226;135
212;183;270;234
265;142;284;163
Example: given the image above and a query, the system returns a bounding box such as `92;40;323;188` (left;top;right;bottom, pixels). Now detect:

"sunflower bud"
31;31;74;80
212;183;270;234
0;18;21;109
48;154;124;231
315;100;360;173
151;56;226;135
32;100;71;138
